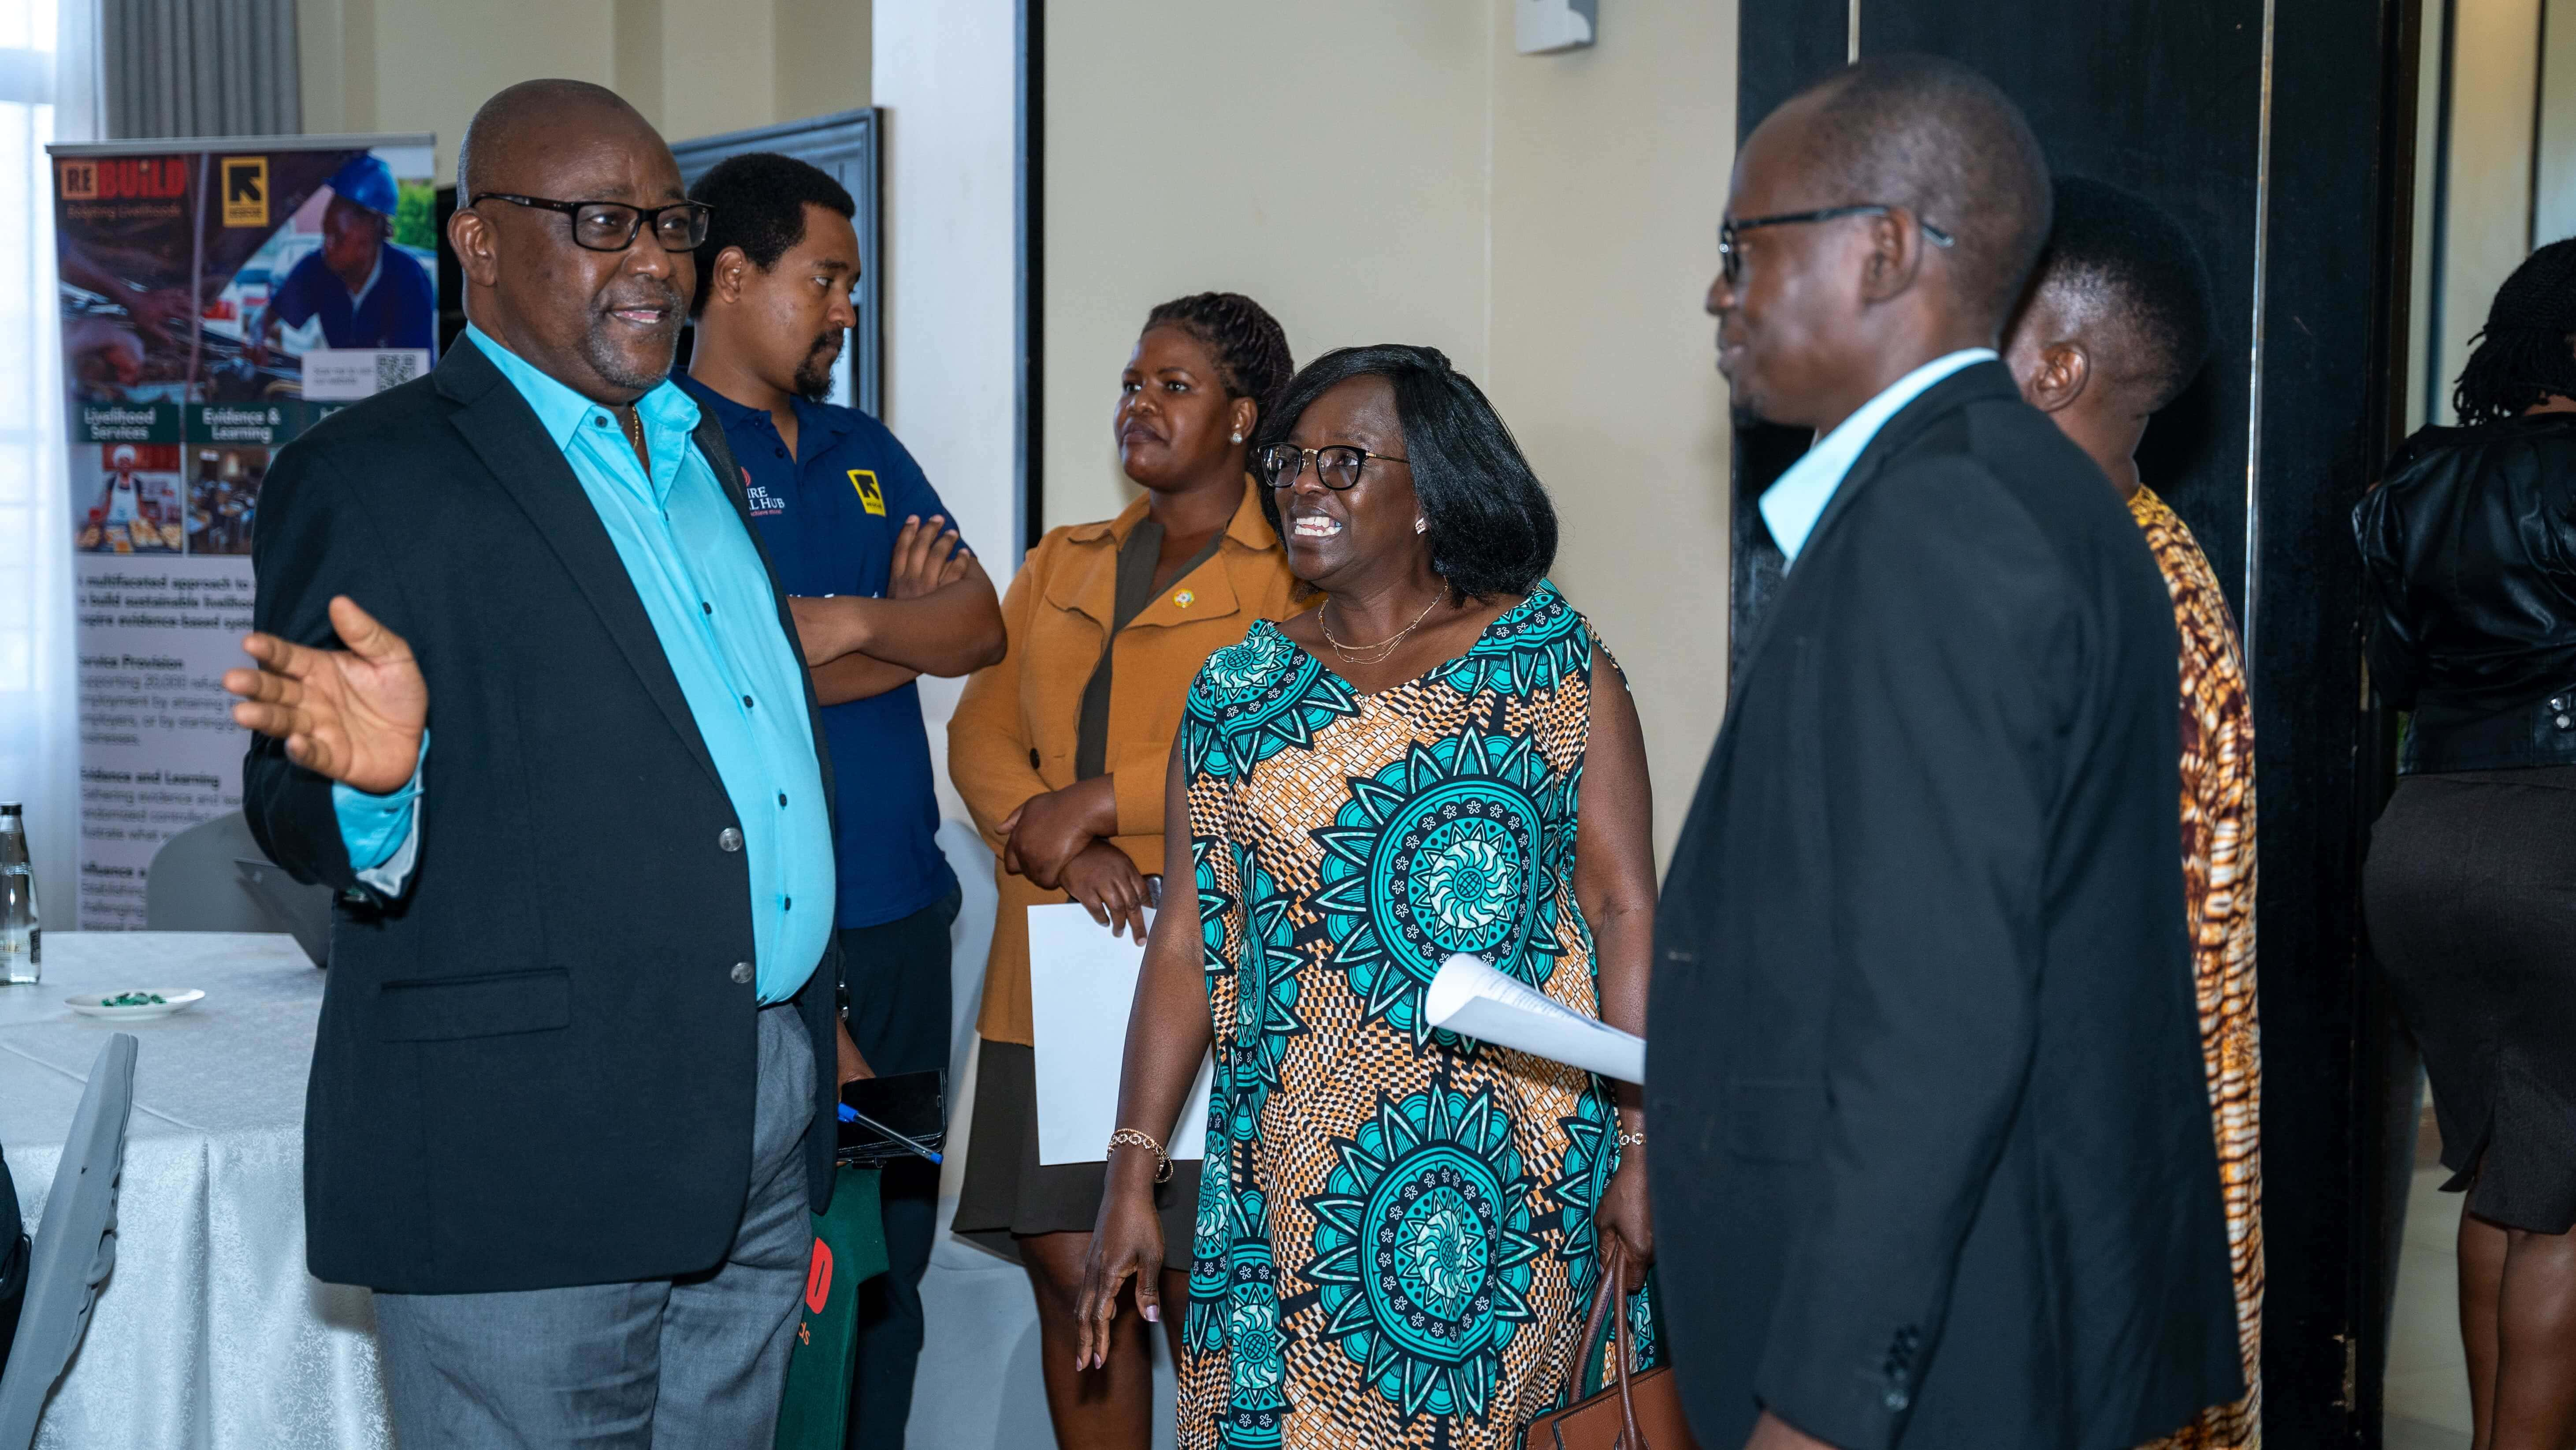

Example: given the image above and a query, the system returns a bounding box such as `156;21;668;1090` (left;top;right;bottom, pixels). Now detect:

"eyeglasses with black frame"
470;193;714;253
1717;204;1955;285
1259;443;1413;491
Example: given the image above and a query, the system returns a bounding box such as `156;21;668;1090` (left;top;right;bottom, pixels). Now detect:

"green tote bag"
773;1165;888;1450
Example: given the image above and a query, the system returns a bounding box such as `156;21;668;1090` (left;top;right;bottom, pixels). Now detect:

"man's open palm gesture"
224;596;428;794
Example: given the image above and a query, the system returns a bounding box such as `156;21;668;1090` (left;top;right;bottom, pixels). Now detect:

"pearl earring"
1415;517;1428;534
1230;432;1243;444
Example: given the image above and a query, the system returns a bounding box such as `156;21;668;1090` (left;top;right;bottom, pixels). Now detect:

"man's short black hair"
686;152;856;318
1253;344;1557;603
2033;176;2214;412
1794;54;2052;331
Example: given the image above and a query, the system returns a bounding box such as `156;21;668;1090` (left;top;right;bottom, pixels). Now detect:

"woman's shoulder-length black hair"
1254;344;1557;603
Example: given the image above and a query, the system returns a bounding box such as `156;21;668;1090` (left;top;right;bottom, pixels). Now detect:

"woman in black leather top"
2356;238;2576;1450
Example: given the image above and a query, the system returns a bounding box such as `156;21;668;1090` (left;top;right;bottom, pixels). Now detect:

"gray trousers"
374;1004;817;1450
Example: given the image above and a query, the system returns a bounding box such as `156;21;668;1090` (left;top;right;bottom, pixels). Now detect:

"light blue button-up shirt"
1758;348;1998;568
332;326;836;1003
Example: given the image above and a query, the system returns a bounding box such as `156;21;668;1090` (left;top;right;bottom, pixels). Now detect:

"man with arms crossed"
682;150;1005;1446
225;80;866;1447
1647;56;2239;1450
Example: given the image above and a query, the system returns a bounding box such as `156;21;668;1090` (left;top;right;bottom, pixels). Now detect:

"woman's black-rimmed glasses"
1718;204;1955;284
470;193;714;253
1260;443;1412;491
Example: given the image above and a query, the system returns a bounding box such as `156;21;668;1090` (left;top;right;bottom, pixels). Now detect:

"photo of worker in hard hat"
77;443;186;554
248;154;437;358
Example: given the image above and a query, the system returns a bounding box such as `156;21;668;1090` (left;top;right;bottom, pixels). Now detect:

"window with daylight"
0;0;97;905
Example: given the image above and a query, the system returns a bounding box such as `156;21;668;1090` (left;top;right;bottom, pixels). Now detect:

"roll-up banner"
48;133;439;928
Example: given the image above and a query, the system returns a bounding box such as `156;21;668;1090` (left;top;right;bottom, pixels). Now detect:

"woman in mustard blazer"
948;292;1305;1446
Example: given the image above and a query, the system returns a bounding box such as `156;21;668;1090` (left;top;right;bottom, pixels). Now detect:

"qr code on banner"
375;351;424;390
304;348;433;401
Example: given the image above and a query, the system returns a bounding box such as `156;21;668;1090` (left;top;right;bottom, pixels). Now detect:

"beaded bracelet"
1109;1128;1173;1183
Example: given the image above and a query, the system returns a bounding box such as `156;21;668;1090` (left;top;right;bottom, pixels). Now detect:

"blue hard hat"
325;153;398;218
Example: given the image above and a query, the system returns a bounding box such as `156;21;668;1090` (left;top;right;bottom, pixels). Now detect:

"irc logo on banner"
221;157;268;227
848;470;886;516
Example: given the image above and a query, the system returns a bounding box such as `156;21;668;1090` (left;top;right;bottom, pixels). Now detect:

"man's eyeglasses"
1260;443;1412;491
470;193;714;253
1717;204;1955;284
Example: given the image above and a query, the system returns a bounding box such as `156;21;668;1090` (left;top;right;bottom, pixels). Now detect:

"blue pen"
839;1100;944;1165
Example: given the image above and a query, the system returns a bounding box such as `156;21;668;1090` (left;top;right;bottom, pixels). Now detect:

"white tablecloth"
0;828;1164;1450
0;932;389;1450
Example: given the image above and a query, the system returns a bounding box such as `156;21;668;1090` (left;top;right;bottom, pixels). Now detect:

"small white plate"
65;988;205;1021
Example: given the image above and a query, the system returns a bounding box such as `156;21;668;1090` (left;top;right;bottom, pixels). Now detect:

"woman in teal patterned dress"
1075;346;1662;1449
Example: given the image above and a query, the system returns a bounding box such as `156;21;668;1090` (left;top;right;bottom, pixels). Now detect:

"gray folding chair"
147;813;332;966
0;1034;138;1450
143;811;273;933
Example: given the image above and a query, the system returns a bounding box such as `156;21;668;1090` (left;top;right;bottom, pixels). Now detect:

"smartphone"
835;1069;947;1167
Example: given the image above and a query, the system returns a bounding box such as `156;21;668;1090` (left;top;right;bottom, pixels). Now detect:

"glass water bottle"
0;803;39;986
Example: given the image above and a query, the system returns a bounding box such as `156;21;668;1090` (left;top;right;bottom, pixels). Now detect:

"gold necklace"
617;404;644;456
1320;591;1444;666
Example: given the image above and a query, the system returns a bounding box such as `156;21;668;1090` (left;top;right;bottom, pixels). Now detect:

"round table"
0;932;389;1450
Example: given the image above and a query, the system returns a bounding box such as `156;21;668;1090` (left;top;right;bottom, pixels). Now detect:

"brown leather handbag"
1519;1244;1701;1450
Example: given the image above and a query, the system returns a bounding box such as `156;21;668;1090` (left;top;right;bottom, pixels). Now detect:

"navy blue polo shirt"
269;244;437;351
679;374;962;929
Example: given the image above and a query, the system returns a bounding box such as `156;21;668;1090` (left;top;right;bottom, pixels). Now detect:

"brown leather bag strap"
1569;1241;1649;1449
1576;1242;1620;1371
1609;1244;1644;1448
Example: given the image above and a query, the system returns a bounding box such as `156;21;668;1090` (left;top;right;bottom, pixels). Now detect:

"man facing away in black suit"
1647;55;2241;1450
223;80;870;1447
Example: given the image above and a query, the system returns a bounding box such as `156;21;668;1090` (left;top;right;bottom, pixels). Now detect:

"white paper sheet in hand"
1026;902;1215;1165
1424;952;1648;1083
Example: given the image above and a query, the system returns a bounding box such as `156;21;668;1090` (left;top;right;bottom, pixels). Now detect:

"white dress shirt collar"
1757;348;1998;569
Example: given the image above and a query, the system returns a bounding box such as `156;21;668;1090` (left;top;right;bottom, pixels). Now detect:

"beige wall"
1041;0;1736;864
775;0;872;131
873;0;1022;826
2431;0;2543;425
1486;7;1733;866
1041;2;1494;527
2539;0;2576;243
297;0;870;179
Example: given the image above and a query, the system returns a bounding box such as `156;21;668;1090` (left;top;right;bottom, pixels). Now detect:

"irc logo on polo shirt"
848;470;886;516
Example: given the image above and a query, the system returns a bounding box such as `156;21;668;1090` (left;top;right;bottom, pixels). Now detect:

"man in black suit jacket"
224;81;868;1446
1648;56;2240;1450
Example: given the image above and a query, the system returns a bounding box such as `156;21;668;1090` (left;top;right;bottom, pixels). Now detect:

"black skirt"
2366;764;2576;1233
950;1039;1199;1271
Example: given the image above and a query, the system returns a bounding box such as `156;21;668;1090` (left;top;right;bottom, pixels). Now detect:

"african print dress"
1174;580;1656;1450
2130;487;2263;1450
